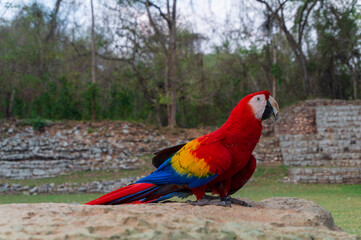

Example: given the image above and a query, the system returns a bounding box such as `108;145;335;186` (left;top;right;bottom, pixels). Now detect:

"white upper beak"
269;96;279;121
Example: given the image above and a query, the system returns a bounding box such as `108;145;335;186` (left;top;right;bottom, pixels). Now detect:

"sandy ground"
0;197;358;240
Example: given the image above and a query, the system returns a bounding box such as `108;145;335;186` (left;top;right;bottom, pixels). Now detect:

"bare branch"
45;0;63;42
139;0;168;54
96;53;128;63
298;0;318;45
167;0;170;20
137;0;171;26
171;0;176;22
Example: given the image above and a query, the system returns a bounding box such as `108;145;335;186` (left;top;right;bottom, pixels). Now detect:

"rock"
0;198;358;240
29;186;38;194
33;169;46;176
257;197;339;230
21;185;30;191
77;186;87;192
12;184;22;189
7;128;13;134
0;183;9;193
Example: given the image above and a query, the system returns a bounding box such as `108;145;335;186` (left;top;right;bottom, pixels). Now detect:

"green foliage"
311;1;360;99
83;82;99;120
18;118;50;130
0;1;359;127
87;127;93;134
0;194;101;204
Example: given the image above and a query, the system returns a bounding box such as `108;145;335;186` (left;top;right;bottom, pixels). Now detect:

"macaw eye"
257;97;260;101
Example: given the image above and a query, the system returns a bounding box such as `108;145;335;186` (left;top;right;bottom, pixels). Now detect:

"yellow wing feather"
171;139;212;178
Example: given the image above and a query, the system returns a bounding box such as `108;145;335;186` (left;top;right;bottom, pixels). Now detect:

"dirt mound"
0;197;358;240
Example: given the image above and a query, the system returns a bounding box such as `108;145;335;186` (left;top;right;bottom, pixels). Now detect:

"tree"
313;0;360;99
0;1;63;118
96;0;180;127
255;0;321;96
90;0;97;120
137;0;178;127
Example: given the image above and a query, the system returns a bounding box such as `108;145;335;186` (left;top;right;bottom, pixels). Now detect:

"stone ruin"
0;99;360;187
0;122;174;180
278;100;361;184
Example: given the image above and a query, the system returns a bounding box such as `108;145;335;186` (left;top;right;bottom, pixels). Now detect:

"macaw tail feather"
85;183;159;205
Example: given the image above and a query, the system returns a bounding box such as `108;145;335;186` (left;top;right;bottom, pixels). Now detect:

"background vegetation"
0;0;359;127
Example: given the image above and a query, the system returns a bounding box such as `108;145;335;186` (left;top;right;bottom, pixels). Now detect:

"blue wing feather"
136;158;217;188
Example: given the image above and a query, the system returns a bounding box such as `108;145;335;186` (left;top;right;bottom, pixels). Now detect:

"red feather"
85;183;155;205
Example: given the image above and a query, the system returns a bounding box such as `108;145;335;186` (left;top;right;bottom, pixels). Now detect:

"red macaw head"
246;91;279;121
230;91;279;122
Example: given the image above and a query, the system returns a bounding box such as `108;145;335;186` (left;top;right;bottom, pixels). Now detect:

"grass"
0;163;360;236
0;155;154;186
0;194;101;204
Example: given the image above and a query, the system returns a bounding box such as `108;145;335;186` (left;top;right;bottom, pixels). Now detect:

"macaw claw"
187;195;251;208
187;199;231;207
228;197;252;207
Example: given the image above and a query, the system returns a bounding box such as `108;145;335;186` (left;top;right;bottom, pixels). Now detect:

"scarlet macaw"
86;91;279;206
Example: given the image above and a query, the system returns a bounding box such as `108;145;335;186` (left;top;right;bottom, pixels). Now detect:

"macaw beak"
269;96;279;121
262;96;279;121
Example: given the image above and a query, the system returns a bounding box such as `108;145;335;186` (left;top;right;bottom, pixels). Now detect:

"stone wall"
0;122;172;179
276;99;361;135
279;134;361;167
280;104;361;184
254;136;282;164
1;100;360;184
287;167;361;184
0;120;283;180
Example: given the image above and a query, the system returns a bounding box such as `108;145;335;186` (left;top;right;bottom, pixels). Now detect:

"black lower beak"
262;101;273;120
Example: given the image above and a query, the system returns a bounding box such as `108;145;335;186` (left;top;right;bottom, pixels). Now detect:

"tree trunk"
168;25;177;127
141;0;178;127
352;65;357;100
90;0;96;120
6;89;15;119
272;39;277;98
164;56;171;125
297;51;309;95
167;0;177;128
154;103;162;127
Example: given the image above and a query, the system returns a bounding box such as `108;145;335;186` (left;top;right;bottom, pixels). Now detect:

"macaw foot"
228;197;252;207
188;196;231;207
202;194;218;201
188;197;211;206
212;197;232;207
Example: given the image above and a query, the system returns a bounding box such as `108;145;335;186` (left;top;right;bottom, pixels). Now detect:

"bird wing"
152;143;187;168
137;135;232;188
229;154;257;195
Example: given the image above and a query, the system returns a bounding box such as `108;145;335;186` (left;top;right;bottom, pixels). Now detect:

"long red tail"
85;183;157;205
